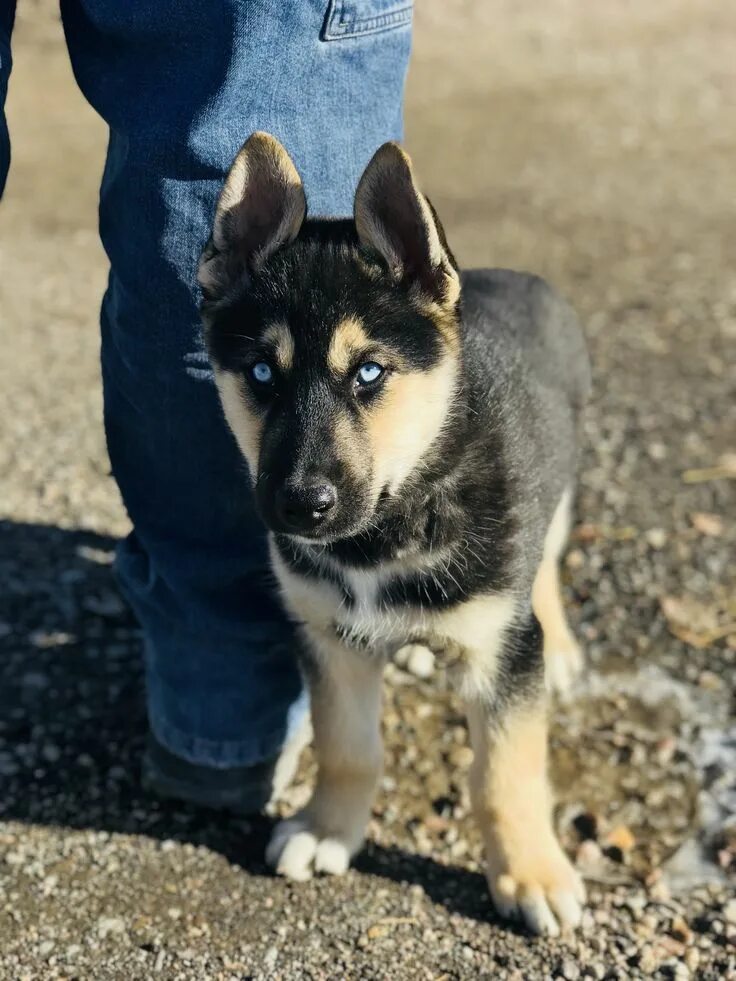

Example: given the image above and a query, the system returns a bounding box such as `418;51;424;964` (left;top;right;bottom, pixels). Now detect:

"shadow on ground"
0;520;519;932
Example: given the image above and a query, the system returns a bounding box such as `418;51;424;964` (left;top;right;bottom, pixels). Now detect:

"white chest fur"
269;538;518;699
271;545;421;651
336;566;424;649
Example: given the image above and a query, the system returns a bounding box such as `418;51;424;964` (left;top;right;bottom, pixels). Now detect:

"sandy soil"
0;1;734;978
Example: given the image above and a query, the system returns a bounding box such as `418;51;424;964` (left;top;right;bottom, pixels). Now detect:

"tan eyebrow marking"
327;316;372;376
262;321;295;371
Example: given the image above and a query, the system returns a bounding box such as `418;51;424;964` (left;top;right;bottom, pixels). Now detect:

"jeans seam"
322;1;413;41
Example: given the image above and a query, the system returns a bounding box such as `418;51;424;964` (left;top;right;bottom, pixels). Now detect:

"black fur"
207;220;444;376
204;221;591;660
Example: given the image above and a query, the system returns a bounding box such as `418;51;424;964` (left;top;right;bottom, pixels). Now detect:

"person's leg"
59;0;412;807
0;2;16;197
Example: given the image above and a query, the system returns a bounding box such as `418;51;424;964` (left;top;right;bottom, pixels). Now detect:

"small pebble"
96;917;126;939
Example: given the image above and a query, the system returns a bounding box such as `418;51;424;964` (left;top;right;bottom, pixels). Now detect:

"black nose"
274;481;337;534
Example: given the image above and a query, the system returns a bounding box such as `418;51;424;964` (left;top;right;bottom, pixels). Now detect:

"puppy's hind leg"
267;629;383;881
532;488;583;696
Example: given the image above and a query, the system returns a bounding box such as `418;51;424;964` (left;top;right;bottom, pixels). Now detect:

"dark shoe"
142;733;278;815
141;715;311;814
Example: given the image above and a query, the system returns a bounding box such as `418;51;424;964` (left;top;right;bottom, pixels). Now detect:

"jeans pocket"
321;0;413;41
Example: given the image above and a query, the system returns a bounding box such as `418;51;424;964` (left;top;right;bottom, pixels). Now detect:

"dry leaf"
572;523;601;543
606;825;636;853
682;453;736;483
655;936;686;958
571;523;637;543
691;512;724;536
660;595;736;648
424;814;449;833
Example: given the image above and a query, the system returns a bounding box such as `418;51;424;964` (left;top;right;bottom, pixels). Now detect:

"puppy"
198;132;591;936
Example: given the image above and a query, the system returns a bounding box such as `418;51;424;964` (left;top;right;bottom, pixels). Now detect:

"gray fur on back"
460;269;592;588
462;269;591;411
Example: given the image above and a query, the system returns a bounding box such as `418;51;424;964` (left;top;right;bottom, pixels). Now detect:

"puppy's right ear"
198;132;306;300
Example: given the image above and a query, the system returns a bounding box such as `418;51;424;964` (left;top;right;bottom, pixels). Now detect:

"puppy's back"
461;269;591;414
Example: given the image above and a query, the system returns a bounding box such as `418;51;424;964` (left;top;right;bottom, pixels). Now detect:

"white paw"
544;639;584;697
487;847;586;936
266;817;352;881
394;643;435;679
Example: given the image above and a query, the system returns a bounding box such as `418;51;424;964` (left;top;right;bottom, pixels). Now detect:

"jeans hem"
150;714;288;769
148;685;311;769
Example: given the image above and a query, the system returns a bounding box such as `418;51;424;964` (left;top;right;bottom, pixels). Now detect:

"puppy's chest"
332;565;429;650
283;557;443;652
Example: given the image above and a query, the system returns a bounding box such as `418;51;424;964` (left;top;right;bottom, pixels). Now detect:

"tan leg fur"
532;488;584;695
466;696;585;935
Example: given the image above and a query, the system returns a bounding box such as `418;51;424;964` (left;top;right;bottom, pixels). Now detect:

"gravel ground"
1;1;734;978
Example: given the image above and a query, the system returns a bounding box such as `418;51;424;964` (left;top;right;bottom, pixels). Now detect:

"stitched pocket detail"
322;0;413;40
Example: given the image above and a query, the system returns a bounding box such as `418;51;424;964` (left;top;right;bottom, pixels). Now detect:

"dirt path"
1;2;734;978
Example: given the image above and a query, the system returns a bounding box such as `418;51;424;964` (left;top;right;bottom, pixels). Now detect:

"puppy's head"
200;132;461;543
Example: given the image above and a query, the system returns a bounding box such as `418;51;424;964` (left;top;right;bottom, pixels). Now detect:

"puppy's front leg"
466;690;585;935
267;628;383;881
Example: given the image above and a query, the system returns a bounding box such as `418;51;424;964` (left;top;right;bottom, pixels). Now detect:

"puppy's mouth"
272;514;372;547
271;486;392;548
256;494;378;545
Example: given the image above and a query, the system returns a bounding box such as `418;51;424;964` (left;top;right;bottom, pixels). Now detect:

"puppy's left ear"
198;132;306;300
354;142;459;306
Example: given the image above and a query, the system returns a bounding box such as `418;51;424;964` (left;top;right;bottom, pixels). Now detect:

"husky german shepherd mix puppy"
198;133;591;935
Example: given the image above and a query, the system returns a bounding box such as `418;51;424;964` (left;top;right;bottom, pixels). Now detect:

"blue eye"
251;361;273;385
356;362;385;386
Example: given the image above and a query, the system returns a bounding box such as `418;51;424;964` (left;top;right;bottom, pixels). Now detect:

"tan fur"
211;342;459;525
531;488;583;692
213;368;262;478
327;316;372;376
262;321;295;372
438;592;518;698
328;343;460;505
412;287;462;348
467;697;583;932
272;525;518;698
533;560;581;666
367;357;458;497
330;413;365;489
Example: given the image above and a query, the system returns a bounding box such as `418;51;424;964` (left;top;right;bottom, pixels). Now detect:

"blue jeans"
1;1;411;767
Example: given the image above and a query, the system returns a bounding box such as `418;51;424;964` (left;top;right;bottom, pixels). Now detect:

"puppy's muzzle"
273;479;337;535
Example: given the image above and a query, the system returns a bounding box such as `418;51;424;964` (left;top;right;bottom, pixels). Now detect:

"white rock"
96;916;126;939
